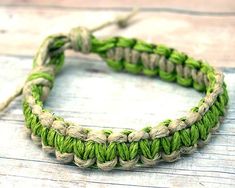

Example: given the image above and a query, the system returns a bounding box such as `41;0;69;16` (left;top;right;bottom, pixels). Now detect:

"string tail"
90;7;139;32
115;7;139;28
0;85;23;112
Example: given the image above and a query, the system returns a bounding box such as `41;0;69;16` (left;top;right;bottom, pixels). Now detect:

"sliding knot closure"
69;27;92;54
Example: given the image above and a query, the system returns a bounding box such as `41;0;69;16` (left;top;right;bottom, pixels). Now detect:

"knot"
86;130;107;144
107;131;127;143
128;130;149;142
115;16;129;28
115;8;138;28
55;150;74;164
69;27;92;54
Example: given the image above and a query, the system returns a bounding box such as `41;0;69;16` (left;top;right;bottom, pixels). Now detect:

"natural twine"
0;10;229;171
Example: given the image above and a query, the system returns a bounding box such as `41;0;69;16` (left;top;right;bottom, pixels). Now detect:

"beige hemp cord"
0;9;138;111
0;10;229;171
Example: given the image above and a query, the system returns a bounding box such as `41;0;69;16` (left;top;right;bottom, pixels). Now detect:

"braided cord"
20;28;229;171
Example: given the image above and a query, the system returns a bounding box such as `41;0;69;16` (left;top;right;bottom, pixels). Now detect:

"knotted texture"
0;11;229;171
69;27;92;54
20;33;229;170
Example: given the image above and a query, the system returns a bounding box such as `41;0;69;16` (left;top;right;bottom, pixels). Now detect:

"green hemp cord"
0;10;229;171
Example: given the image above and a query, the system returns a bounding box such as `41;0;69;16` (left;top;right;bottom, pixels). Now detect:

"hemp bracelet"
0;11;229;171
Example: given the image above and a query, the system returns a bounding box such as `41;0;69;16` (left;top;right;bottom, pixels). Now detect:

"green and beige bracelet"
0;11;229;171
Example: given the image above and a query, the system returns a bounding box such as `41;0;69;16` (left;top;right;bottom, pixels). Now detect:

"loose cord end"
0;85;23;112
0;9;139;112
115;8;139;28
91;8;139;32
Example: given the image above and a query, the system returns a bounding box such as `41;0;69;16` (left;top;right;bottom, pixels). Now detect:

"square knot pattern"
12;15;228;171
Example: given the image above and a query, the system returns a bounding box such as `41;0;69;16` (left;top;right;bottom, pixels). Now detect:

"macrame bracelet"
0;11;229;171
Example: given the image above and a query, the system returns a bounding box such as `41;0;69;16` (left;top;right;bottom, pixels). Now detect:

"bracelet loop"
0;10;229;171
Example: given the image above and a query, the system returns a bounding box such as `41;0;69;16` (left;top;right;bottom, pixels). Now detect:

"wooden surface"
0;1;235;188
0;1;235;67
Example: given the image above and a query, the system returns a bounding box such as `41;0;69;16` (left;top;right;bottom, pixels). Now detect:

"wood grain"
0;56;234;188
0;1;235;187
1;0;235;13
0;6;234;67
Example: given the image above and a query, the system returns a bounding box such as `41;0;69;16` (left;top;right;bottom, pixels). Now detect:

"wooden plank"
0;7;235;67
1;0;235;13
0;56;235;187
